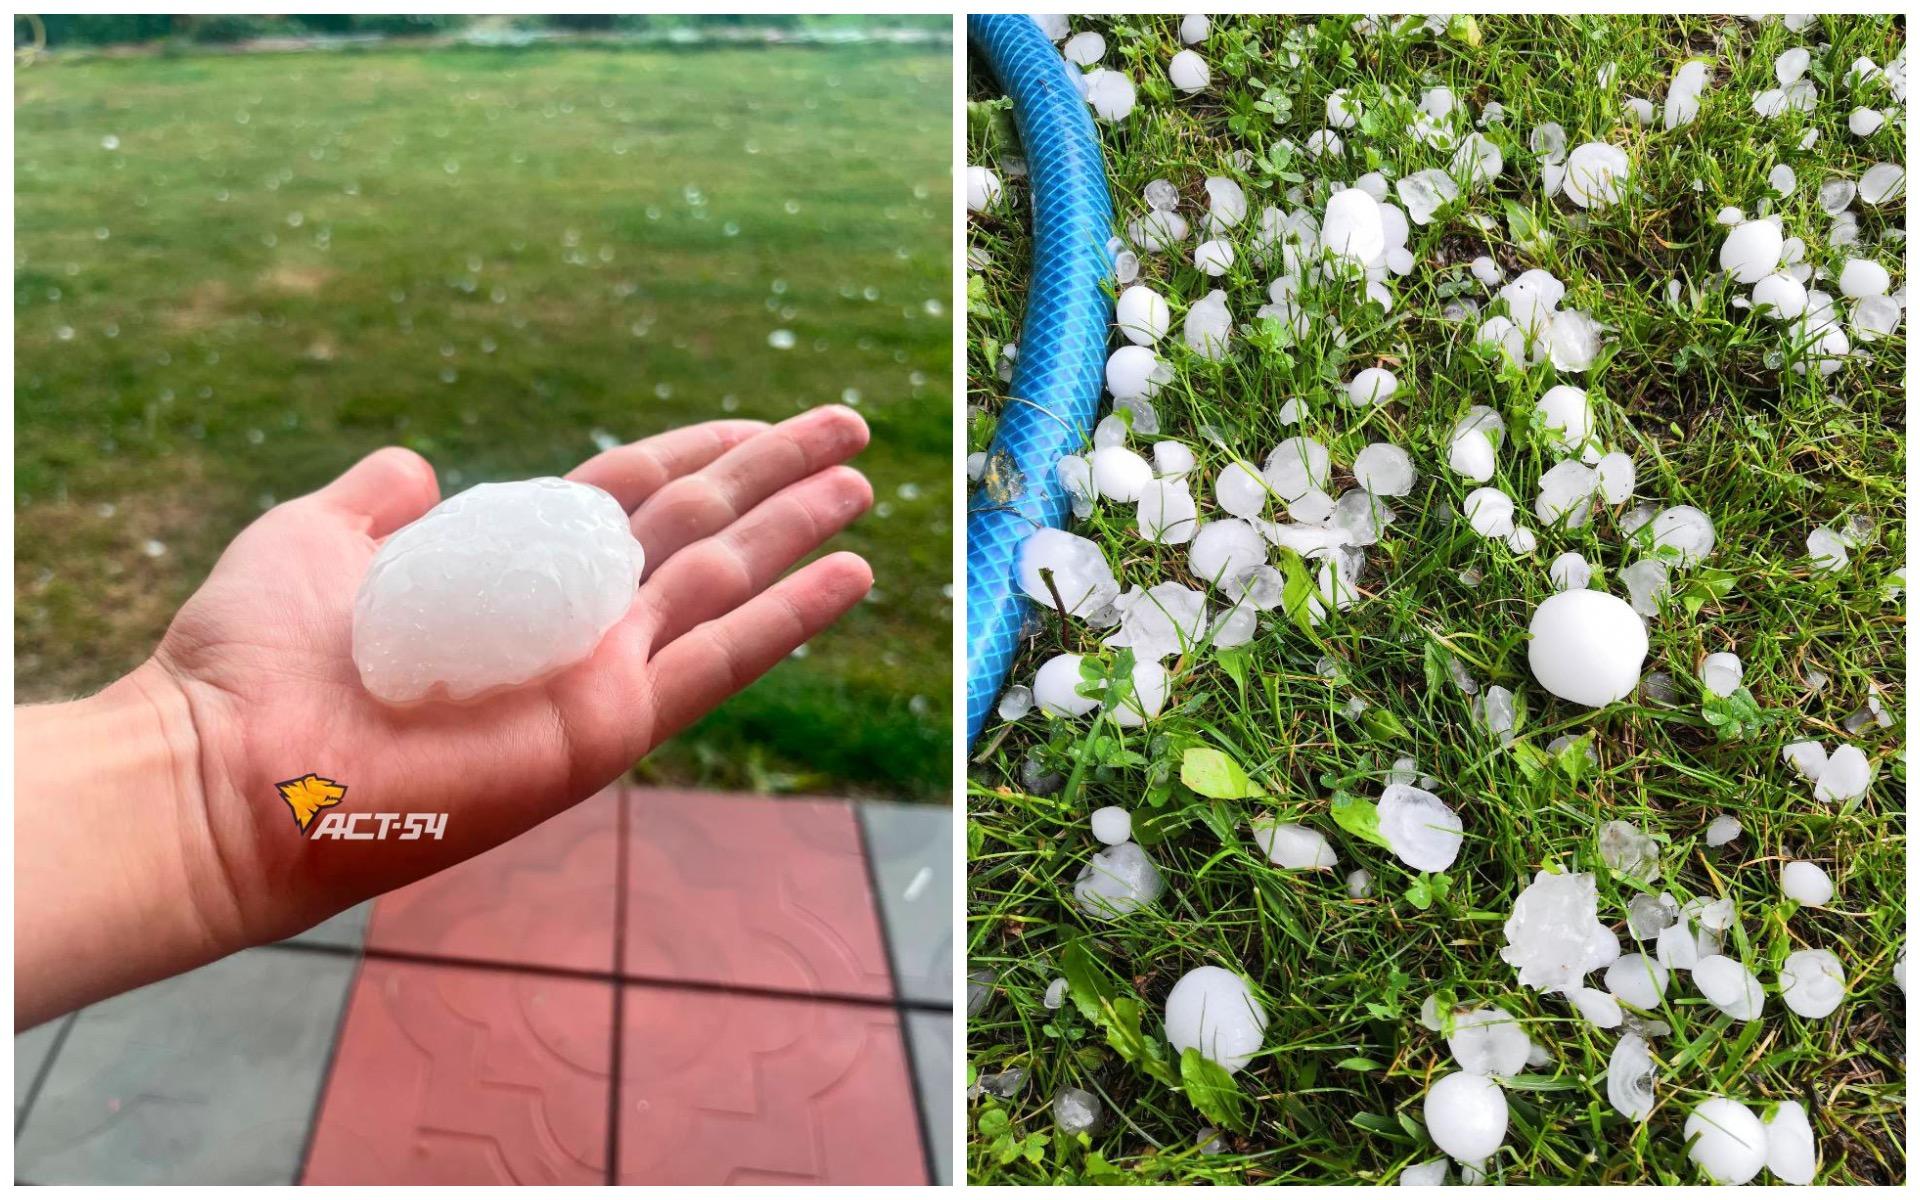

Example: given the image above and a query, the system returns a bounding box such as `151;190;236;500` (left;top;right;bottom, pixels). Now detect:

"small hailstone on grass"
1204;176;1247;230
1035;653;1099;717
1607;1033;1658;1121
1562;142;1629;208
1153;441;1195;478
1446;1007;1530;1076
1397;168;1459;225
1780;948;1847;1018
1721;219;1784;284
1020;528;1119;617
1812;744;1870;801
1858;161;1904;205
1215;463;1269;519
1083;69;1137;123
1527;589;1649;706
1764;1100;1817;1185
1327;88;1360;129
1263;436;1332;501
966;166;1003;213
1183;289;1232;359
1500;869;1620;992
1598;820;1661;881
1693;954;1766;1020
1108;582;1207;662
1769;163;1798;197
1648;504;1716;565
1194;238;1234;275
1189;518;1266;587
1062;30;1104;65
1621;559;1670;617
1137;478;1199;544
1838;257;1891;298
1090;805;1132;846
1423;1072;1509;1167
1849;106;1886;136
1536;460;1598;528
1252;818;1338;869
1347;366;1398;407
998;684;1034;721
1625;96;1655;126
1665;60;1711;129
1701;652;1742;697
1322;186;1386;264
1549;551;1592;591
1605;953;1670;1009
1686;1097;1768;1185
1091;445;1153;502
1782;740;1827;780
1074;840;1164;917
1164;965;1268;1073
1053;1085;1102;1134
1753;272;1810;318
1044;976;1069;1008
1629;891;1681;940
1115;285;1171;345
1346;868;1373;899
1179;13;1209;44
1353;443;1415;496
1479;685;1517;745
1464;487;1515;537
1400;1158;1447;1186
1168;49;1210;93
1377;784;1463;872
1106;344;1165;399
1704;814;1742;847
1571;985;1623;1028
1470;255;1502;286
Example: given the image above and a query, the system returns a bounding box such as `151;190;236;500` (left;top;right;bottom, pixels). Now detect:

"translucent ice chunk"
1605;953;1669;1009
1251;818;1337;869
1164;966;1268;1074
1091;805;1132;845
1446;1006;1529;1076
1693;954;1765;1020
1379;784;1463;872
352;478;645;704
1599;821;1661;880
1053;1085;1103;1133
1074;841;1164;917
1353;442;1415;496
1608;1033;1658;1121
1020;528;1120;617
1764;1099;1816;1185
1780;947;1846;1018
1500;869;1620;992
1686;1097;1766;1185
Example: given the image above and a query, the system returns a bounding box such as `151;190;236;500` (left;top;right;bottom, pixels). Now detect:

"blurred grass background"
14;18;951;800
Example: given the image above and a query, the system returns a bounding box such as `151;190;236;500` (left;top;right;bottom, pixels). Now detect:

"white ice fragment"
1500;869;1620;992
1116;285;1171;345
1106;344;1165;399
1043;976;1069;1009
1020;528;1119;617
1446;1007;1529;1076
1400;1158;1447;1186
1107;583;1207;662
1550;551;1592;591
1168;49;1210;93
1608;1033;1658;1121
1352;443;1415;496
1838;258;1891;298
1464;487;1515;538
1062;30;1105;65
1074;840;1163;917
1194;238;1234;275
1649;505;1716;565
1322;187;1386;264
1377;784;1463;872
1347;367;1399;408
1035;653;1099;717
352;479;644;705
1423;1072;1508;1164
1535;385;1594;452
1263;436;1331;501
966;166;1003;212
1189;518;1267;588
1562;142;1628;208
1215;463;1270;519
1083;68;1137;123
1527;589;1648;706
1721;219;1784;284
1346;868;1373;899
1781;861;1833;905
1598;821;1661;881
1179;14;1209;44
1137;478;1199;544
1621;559;1670;617
1183;289;1233;358
1164;965;1268;1074
1252;818;1337;870
1694;954;1766;1020
1753;272;1808;319
1704;814;1742;847
1780;948;1846;1018
1782;740;1827;781
1701;652;1743;697
1686;1097;1767;1185
1605;953;1670;1010
1092;445;1154;502
1858;162;1904;205
1053;1085;1102;1134
1571;986;1623;1028
1091;805;1132;845
1812;744;1870;801
1764;1099;1817;1185
1153;440;1196;478
1397;168;1459;225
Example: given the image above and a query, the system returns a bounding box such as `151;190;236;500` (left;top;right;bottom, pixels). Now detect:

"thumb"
311;446;440;538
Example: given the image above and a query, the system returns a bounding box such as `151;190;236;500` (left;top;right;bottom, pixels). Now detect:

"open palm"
148;407;874;948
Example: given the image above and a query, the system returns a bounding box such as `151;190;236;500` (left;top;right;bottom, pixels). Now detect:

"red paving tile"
623;790;892;999
302;961;611;1185
616;987;926;1185
367;789;620;973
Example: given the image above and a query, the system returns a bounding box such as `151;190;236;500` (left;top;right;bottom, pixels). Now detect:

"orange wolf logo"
276;773;348;834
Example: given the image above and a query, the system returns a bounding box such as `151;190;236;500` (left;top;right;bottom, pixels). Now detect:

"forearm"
14;662;242;1029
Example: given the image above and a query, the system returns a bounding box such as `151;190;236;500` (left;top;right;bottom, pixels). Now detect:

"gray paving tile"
904;1011;953;1185
280;900;373;951
857;800;952;1005
15;1016;72;1123
14;946;356;1184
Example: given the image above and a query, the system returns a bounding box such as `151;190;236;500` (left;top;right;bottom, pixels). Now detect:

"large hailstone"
1019;528;1119;617
1527;589;1648;706
352;478;643;704
1423;1072;1509;1165
1499;869;1620;992
1686;1097;1768;1185
1164;965;1268;1074
1779;948;1846;1018
1377;784;1463;872
1693;954;1766;1020
1445;1007;1530;1076
1562;142;1629;207
1764;1099;1817;1185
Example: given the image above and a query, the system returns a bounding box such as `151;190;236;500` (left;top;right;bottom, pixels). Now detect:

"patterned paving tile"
14;1015;72;1123
616;987;925;1185
367;789;620;974
301;960;610;1185
13;948;354;1184
904;1011;953;1185
623;790;892;999
858;799;952;1005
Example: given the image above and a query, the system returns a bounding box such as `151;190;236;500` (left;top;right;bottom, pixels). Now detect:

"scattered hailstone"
1164;966;1268;1074
1377;785;1463;872
1561;141;1629;208
1779;948;1847;1018
1549;551;1592;590
1062;30;1105;65
1782;740;1827;781
1194;238;1234;275
1083;68;1137;123
1043;976;1069;1009
1446;1007;1530;1076
998;684;1034;721
1693;954;1766;1020
1090;805;1132;845
1608;1034;1658;1122
1422;1072;1509;1168
1701;651;1743;697
1721;219;1784;284
1648;504;1716;565
1598;821;1661;881
1605;953;1670;1010
1074;841;1164;917
1858;162;1904;205
1183;289;1233;358
1704;814;1742;847
1400;1159;1448;1186
1686;1097;1769;1185
352;479;645;705
1807;526;1850;572
966;166;1003;212
1500;869;1621;992
1252;818;1338;870
1781;861;1833;905
1115;285;1171;345
1346;868;1373;899
1034;653;1099;717
1020;528;1119;617
1527;589;1648;706
1812;744;1870;801
1764;1100;1817;1186
1179;13;1209;44
1168;49;1210;93
1053;1085;1102;1134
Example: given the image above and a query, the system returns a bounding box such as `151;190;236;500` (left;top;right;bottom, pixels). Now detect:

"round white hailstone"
1649;505;1716;565
1115;285;1172;345
1083;69;1137;123
1062;30;1105;66
1090;805;1132;845
1464;487;1516;538
1604;953;1670;1010
1812;744;1870;801
1136;478;1198;544
1210;600;1257;648
1686;1097;1767;1185
1807;526;1850;572
1215;462;1270;518
1549;551;1592;591
1448;429;1496;482
1019;527;1117;615
1504;525;1539;555
1153;441;1196;478
1764;1100;1817;1185
1327;88;1360;129
1500;869;1621;991
1377;784;1463;872
1469;255;1502;286
1850;106;1886;137
1548;310;1603;372
1594;452;1635;503
1562;142;1629;208
1179;13;1209;44
1203;176;1247;230
1780;948;1846;1018
1769;163;1798;197
1322;187;1385;264
1838;258;1890;298
1720;219;1784;284
1043;977;1069;1009
1305;129;1344;158
1346;868;1373;899
1189;518;1267;587
1423;1072;1509;1164
1701;652;1743;697
1782;740;1828;781
1608;1034;1658;1122
1536;385;1594;451
1858;162;1904;205
1571;986;1623;1028
1527;589;1649;707
1263;436;1331;501
1105;344;1163;400
1164;966;1268;1074
1251;818;1337;870
1348;367;1399;407
1782;861;1834;905
1112;659;1170;727
1091;445;1154;502
966;166;1003;213
1704;814;1742;846
1752;272;1809;319
1625;96;1655;126
1194;238;1234;275
1853;295;1901;340
1450;132;1504;188
1775;45;1810;84
1353;443;1416;497
1694;954;1766;1020
351;479;645;705
1074;840;1164;917
1183;290;1232;358
1168;49;1210;93
1034;653;1100;717
1446;1008;1530;1076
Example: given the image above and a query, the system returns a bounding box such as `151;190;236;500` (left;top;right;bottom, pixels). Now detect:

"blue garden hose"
965;14;1114;747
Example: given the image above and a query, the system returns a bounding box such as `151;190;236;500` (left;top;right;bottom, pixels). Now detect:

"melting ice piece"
1599;821;1661;881
1035;653;1100;718
1043;977;1069;1009
998;684;1035;721
1446;1007;1529;1076
1764;1099;1817;1185
352;478;644;704
1812;744;1870;801
1499;869;1620;992
1605;953;1669;1009
1779;947;1846;1018
1073;841;1164;917
1705;814;1743;847
1781;861;1833;905
1400;1158;1448;1186
1053;1085;1103;1134
1686;1097;1767;1185
1090;805;1132;845
1701;652;1743;697
1693;954;1766;1020
1164;965;1268;1074
1020;529;1120;617
1251;818;1337;869
1378;784;1463;872
1608;1033;1658;1121
1423;1072;1508;1165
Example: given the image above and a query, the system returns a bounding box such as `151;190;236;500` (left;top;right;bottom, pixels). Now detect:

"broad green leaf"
1179;1047;1248;1130
1330;790;1390;848
1182;746;1260;799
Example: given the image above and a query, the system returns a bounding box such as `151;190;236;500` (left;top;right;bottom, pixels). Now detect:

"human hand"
15;407;872;1024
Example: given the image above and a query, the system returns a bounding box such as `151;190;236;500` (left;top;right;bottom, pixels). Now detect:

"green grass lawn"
15;38;951;799
967;14;1904;1183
